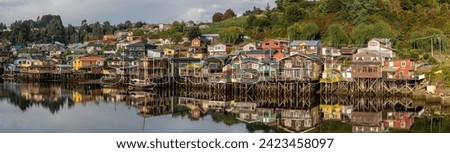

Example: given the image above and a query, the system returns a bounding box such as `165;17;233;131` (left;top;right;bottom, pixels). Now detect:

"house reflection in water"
179;97;210;120
279;106;320;132
233;102;258;123
351;111;385;133
256;108;277;126
320;104;353;122
137;97;173;118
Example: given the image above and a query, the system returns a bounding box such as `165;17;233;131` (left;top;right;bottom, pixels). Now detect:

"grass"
411;116;450;133
201;16;248;34
307;120;352;133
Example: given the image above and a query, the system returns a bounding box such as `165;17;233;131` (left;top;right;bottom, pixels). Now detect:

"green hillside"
205;0;450;59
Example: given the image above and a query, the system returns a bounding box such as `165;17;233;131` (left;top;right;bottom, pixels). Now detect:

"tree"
134;21;144;28
246;14;257;29
212;12;224;22
66;24;79;43
223;9;237;20
284;4;307;24
301;22;319;40
326;23;348;48
170;32;183;44
287;22;318;40
342;0;378;24
219;26;244;44
322;0;343;13
124;20;133;29
187;27;202;40
133;28;144;36
92;22;103;40
350;24;374;47
243;6;264;16
287;23;303;41
103;21;115;35
350;21;398;47
46;16;65;43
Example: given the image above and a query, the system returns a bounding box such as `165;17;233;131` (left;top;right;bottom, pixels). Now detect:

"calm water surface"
1;82;449;133
0;83;270;133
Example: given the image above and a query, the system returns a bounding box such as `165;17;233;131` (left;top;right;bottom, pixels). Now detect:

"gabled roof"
229;50;242;56
280;53;322;63
262;39;288;43
77;56;105;61
358;49;390;58
290;40;321;46
245;49;275;55
205;55;227;62
127;42;145;47
242;58;260;63
193;37;209;42
371;38;391;45
31;54;47;61
340;47;357;54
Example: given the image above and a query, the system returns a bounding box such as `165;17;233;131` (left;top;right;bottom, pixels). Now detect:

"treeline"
0;14;152;45
204;0;450;59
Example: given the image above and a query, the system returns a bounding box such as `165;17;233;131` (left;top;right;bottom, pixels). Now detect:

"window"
368;67;372;72
252;63;259;69
265;43;270;46
363;67;367;72
373;67;377;72
285;60;292;68
274;42;279;46
296;60;303;67
370;42;378;46
401;61;406;67
305;60;312;69
399;71;404;76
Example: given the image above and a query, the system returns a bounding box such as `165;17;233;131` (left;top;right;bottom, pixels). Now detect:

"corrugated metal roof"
290;40;320;46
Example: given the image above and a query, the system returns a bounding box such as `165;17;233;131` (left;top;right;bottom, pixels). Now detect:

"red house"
273;51;285;61
384;59;416;80
191;38;208;47
383;111;415;130
261;39;289;53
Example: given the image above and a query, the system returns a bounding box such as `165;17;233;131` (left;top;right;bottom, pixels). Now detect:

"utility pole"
431;36;434;57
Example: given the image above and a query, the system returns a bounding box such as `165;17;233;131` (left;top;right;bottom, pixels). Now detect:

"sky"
0;0;275;26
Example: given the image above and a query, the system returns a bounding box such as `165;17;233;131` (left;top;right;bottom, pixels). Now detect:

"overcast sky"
0;0;275;25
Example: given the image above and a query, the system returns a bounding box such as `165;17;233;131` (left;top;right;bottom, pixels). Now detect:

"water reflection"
0;82;449;133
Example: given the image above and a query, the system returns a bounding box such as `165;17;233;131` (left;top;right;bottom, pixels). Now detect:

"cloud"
0;0;275;25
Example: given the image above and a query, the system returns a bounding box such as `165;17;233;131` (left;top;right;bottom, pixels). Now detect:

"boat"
127;58;155;91
127;79;155;91
128;91;152;98
100;75;123;87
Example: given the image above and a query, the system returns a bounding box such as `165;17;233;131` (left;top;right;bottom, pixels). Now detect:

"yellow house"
164;48;176;57
164;48;189;57
320;104;342;120
320;60;342;83
72;91;83;103
72;56;105;71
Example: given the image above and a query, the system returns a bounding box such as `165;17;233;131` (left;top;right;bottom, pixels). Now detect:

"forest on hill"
1;0;450;61
206;0;450;60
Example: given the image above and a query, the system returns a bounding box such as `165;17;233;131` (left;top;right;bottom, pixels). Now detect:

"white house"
320;47;341;57
242;43;257;51
358;38;395;59
147;49;163;58
208;43;227;56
